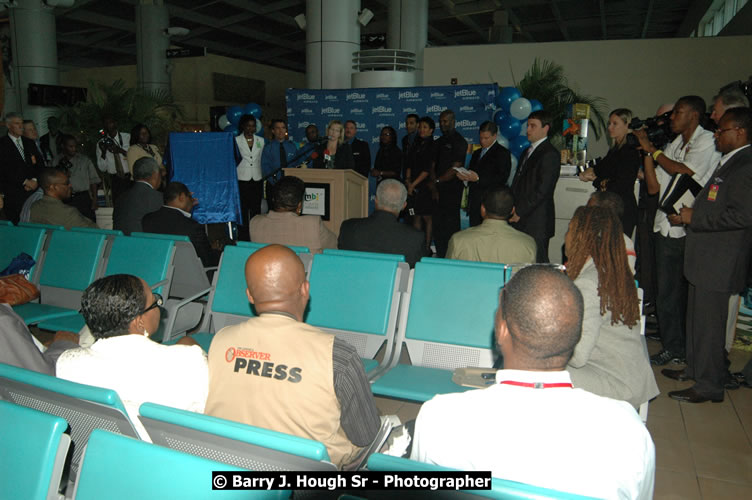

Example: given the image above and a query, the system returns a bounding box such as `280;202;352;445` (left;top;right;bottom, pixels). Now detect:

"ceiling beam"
675;0;714;37
221;0;301;28
62;10;135;32
549;0;570;40
176;37;305;72
641;0;655;38
599;0;607;39
57;34;134;56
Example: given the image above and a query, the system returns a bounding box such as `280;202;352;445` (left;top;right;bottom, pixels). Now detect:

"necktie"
279;142;288;169
16;137;25;160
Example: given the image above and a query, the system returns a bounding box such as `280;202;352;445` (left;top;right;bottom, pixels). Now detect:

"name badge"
707;184;719;202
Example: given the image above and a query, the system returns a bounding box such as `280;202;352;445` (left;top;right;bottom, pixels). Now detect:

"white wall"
424;35;752;157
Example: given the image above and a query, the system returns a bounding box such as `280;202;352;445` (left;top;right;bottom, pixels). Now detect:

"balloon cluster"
218;103;263;137
492;87;543;171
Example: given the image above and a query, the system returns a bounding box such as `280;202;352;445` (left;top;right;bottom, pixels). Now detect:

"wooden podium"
282;168;368;236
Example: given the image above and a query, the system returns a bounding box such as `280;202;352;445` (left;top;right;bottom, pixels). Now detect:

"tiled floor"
375;340;752;500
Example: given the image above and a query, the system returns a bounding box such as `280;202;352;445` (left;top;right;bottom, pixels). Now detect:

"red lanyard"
498;380;573;389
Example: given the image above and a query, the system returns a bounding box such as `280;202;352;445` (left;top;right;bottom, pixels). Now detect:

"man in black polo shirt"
344;120;372;178
432;109;468;257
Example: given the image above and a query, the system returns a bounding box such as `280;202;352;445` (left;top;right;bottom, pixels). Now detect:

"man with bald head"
411;265;655;499
205;245;381;468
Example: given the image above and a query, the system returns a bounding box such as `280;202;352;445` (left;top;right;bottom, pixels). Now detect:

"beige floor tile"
653;437;696;474
683;406;750;453
698;477;752;499
647;414;688;444
395;401;421;424
690;443;752;485
729;387;752;411
373;397;403;417
736;410;752;448
650;395;682;419
653;469;701;500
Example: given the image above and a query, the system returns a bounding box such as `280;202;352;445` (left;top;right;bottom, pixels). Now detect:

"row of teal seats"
0;362;585;499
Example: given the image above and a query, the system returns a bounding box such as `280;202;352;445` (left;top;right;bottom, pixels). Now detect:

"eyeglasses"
714;127;740;135
141;293;163;315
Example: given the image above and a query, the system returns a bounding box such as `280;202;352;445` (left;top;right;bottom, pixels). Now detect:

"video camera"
626;111;674;149
99;130;117;149
57;156;73;171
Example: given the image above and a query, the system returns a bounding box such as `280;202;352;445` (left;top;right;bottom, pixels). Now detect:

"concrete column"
6;0;60;129
136;0;170;92
387;0;427;85
306;0;360;89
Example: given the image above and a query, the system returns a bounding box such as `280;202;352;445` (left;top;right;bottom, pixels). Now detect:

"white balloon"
218;114;230;130
519;120;527;136
509;97;532;120
496;135;509;148
255;118;263;136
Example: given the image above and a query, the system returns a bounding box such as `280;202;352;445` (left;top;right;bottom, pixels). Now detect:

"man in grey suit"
664;107;752;403
113;157;163;235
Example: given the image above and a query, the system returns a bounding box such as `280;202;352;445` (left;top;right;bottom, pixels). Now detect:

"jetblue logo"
398;122;406;129
346;92;366;101
356;121;367;129
455;89;477;98
376;122;389;129
321;107;341;114
350;108;364;114
297;93;316;101
430;92;445;99
372;137;380;144
456;119;478;128
300;108;313;114
376;93;389;99
402;107;417;113
398;91;419;100
325;95;338;101
297;121;311;128
286;107;292;114
459;105;474;112
372;106;392;113
426;104;443;113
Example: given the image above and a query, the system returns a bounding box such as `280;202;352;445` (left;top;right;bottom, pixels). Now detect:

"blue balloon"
493;110;507;126
499;115;521;139
243;102;262;118
509;136;530;158
223;123;239;136
496;87;522;113
226;105;243;126
529;99;543;112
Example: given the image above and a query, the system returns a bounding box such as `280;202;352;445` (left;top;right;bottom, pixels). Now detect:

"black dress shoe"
668;387;723;403
661;368;691;381
731;372;752;389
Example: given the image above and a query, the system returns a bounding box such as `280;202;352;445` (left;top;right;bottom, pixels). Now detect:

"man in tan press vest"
204;244;381;468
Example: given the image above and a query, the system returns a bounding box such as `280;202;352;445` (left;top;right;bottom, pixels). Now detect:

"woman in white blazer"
235;114;265;240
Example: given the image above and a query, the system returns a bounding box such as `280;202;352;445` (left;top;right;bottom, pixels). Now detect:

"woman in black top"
579;108;641;236
371;126;402;181
406;116;437;251
311;120;354;170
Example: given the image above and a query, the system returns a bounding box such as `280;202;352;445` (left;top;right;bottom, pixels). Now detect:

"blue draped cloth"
167;132;241;224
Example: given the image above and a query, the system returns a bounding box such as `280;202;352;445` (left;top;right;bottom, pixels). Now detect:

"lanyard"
498;380;573;389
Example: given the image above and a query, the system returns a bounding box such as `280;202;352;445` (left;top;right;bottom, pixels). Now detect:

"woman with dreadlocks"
564;206;659;408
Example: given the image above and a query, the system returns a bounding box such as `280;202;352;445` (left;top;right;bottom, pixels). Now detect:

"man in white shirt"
235;114;265;241
410;265;655;499
97;116;131;202
635;96;720;367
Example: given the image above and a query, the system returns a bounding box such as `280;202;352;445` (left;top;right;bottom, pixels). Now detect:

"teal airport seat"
69;227;124;236
370;260;510;402
18;221;65;231
0;362;139;483
237;241;313;272
0;219;13;225
36;235;176;336
139;402;337;471
366;454;594;499
306;253;406;377
13;230;106;325
0;400;71;500
72;429;290;500
0;224;47;283
131;232;213;343
323;248;411;292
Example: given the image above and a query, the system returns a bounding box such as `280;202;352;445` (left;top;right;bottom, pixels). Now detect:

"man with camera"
634;96;720;372
97;117;130;202
55;134;101;221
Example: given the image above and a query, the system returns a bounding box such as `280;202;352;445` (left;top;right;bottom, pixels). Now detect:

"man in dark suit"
510;110;560;263
344;120;372;178
142;181;219;267
664;107;752;403
338;179;425;267
113;157;163;235
457;121;512;227
0;112;42;223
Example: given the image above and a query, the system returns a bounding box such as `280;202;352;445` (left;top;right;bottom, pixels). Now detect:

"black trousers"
66;191;95;222
686;282;730;398
533;236;550;264
654;233;687;355
110;175;132;203
433;183;463;258
237;179;263;241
